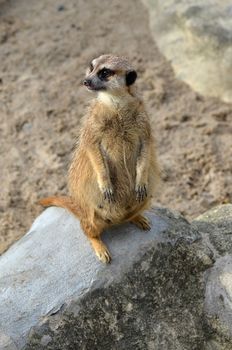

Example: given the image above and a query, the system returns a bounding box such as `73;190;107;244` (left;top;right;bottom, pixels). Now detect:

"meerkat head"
83;54;137;95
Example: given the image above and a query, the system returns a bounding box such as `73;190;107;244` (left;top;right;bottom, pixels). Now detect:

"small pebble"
57;5;65;11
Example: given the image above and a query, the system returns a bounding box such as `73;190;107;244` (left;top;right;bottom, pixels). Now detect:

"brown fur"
39;54;160;263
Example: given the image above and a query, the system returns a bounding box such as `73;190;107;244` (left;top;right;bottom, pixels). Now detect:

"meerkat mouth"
86;85;106;92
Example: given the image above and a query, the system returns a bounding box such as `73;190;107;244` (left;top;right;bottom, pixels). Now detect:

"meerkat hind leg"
81;220;111;263
130;214;151;231
89;237;111;263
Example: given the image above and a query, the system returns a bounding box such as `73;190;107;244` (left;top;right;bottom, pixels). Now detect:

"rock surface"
194;204;232;350
143;0;232;102
1;205;232;349
0;207;202;349
194;204;232;256
204;255;232;347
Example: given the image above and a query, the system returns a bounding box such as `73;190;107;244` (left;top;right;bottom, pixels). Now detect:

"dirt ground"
0;0;231;254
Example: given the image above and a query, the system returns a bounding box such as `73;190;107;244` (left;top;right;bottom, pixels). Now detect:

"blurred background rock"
143;0;232;103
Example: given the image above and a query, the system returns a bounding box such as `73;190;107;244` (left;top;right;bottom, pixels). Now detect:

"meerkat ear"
126;70;137;86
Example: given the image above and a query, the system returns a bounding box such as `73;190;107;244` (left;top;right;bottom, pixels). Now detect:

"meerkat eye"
98;68;114;80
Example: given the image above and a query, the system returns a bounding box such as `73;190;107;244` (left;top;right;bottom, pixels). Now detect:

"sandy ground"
0;0;231;254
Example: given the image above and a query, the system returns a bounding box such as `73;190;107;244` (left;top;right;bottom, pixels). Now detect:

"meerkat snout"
83;78;96;90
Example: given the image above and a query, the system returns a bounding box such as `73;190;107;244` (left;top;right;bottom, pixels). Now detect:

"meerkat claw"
135;184;147;202
96;249;111;263
103;188;115;203
131;215;151;231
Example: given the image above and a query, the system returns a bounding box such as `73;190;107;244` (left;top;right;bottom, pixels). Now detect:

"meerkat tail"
39;196;82;218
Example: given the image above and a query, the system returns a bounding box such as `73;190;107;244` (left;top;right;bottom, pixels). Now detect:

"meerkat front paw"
100;186;115;203
135;184;148;202
98;178;115;203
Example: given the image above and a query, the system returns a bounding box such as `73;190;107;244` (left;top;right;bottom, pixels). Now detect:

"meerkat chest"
100;117;139;144
99;118;140;162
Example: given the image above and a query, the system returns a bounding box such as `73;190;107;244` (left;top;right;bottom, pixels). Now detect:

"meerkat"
40;54;160;263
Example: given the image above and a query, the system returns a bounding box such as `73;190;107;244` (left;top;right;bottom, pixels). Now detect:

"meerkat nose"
83;79;91;87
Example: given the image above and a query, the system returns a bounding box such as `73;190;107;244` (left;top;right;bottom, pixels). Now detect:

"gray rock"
143;0;232;102
193;204;232;256
0;206;209;349
204;255;232;349
195;204;232;350
1;205;232;349
0;332;17;350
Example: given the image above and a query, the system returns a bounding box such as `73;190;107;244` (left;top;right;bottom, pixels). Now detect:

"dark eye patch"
98;68;114;81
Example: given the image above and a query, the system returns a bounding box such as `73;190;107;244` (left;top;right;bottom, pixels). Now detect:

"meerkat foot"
89;238;111;263
130;215;151;231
